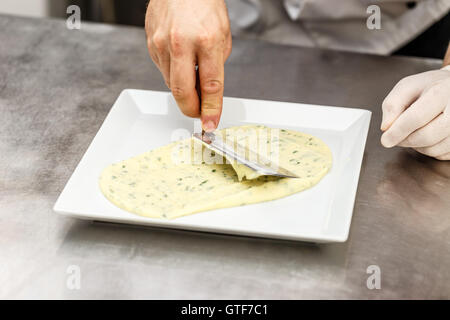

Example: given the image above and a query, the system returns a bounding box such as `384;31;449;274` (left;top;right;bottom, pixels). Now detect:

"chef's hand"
381;66;450;160
145;0;232;132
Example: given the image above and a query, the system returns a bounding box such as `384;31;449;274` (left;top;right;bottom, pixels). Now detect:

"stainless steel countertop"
1;15;449;299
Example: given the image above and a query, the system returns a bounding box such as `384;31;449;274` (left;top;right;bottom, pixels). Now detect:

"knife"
194;66;298;178
193;131;299;179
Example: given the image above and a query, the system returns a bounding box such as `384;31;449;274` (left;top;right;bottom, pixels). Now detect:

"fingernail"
380;117;388;131
380;121;390;131
380;113;390;131
203;120;216;132
381;133;394;148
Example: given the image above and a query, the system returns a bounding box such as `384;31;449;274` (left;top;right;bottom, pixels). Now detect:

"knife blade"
193;131;299;179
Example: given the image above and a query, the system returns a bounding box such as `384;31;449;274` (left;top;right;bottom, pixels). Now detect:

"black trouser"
394;10;450;59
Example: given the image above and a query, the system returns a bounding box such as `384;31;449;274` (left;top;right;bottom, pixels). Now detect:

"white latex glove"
381;66;450;160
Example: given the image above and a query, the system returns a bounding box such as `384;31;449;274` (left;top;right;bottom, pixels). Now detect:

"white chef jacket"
226;0;450;55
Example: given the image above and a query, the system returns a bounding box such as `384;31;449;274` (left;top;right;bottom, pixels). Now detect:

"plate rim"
53;89;372;243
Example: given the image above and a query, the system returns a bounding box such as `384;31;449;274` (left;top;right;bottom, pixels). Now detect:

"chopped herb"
199;180;208;186
212;169;216;172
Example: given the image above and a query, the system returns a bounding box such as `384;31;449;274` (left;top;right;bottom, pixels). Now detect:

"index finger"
381;75;424;131
198;47;224;132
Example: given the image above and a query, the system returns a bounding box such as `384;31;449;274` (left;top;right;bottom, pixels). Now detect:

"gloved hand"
145;0;232;132
381;66;450;160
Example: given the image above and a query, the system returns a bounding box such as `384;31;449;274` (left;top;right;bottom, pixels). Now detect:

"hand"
145;0;232;132
381;67;450;160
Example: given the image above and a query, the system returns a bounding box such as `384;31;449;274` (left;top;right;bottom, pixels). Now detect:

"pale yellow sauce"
99;125;332;219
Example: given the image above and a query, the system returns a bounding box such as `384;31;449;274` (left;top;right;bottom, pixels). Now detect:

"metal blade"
193;131;298;179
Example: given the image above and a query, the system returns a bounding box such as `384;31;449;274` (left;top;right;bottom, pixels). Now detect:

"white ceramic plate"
54;90;371;243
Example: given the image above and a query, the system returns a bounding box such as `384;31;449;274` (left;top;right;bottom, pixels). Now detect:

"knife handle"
195;65;205;136
196;66;202;105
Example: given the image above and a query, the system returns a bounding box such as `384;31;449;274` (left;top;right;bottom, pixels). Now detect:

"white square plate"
54;90;371;243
